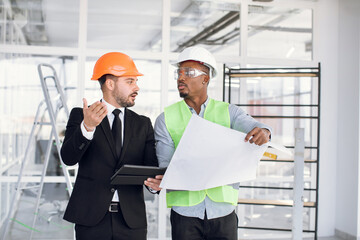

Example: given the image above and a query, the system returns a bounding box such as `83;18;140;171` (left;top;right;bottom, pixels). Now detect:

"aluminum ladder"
1;64;76;240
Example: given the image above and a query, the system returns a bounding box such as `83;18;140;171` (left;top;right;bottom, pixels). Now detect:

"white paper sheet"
160;114;268;191
268;141;293;157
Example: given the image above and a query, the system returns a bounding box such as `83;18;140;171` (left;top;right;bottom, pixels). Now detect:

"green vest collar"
164;98;230;148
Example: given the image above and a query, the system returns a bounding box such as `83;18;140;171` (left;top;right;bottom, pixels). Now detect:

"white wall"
359;19;360;239
315;0;339;236
317;0;360;237
335;0;360;237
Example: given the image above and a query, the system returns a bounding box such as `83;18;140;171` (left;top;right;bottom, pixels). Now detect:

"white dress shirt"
80;98;124;202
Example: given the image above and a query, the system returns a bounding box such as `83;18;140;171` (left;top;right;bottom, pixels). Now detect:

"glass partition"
0;53;78;238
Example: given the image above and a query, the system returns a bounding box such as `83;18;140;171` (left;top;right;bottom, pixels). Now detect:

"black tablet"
110;164;167;185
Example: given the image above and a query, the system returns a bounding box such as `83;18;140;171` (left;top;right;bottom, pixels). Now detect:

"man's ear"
203;75;210;85
105;78;114;90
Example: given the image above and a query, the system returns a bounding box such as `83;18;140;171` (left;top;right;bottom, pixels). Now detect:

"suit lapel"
117;108;133;166
100;116;117;160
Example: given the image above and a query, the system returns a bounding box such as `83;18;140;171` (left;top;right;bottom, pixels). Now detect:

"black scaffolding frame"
223;63;321;239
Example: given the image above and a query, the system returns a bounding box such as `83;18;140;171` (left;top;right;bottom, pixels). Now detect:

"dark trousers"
75;205;146;240
170;209;238;240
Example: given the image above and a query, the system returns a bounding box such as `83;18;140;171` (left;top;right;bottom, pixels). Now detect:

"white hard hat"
176;46;217;78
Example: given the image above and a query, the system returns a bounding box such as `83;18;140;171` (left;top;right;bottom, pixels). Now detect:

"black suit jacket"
60;107;158;229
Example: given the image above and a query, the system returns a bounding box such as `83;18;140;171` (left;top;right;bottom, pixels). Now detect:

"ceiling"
4;0;313;58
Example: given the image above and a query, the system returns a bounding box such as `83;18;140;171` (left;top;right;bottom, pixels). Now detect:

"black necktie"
112;109;122;158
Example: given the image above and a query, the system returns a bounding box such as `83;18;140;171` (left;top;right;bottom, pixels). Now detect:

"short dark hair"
98;74;108;88
98;74;118;89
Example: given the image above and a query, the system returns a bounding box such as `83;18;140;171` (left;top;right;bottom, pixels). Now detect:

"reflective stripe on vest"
164;99;238;207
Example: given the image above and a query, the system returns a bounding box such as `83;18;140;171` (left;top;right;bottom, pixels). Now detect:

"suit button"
111;188;115;193
78;143;86;150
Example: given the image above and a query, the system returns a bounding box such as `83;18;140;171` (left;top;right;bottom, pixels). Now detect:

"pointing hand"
82;98;108;131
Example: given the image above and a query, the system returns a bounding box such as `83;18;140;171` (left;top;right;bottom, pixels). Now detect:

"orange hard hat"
91;52;143;80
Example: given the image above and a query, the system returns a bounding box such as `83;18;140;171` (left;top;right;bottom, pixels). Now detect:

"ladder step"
33;122;52;125
65;166;78;170
17;184;40;190
238;198;316;207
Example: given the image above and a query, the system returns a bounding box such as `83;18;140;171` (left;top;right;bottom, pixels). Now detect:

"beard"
115;96;135;107
179;92;188;98
112;90;136;107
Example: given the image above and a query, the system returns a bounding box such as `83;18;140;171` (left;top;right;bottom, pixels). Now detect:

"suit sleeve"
60;108;92;166
142;117;158;167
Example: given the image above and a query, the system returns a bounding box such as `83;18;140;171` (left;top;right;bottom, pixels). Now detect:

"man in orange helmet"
61;52;158;240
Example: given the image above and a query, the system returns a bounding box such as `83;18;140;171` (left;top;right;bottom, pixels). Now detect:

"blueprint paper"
160;114;268;191
268;141;293;157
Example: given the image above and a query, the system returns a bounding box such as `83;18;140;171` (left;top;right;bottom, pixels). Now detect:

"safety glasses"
174;67;207;80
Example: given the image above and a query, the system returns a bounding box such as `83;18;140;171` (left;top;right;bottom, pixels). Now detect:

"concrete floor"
0;183;344;240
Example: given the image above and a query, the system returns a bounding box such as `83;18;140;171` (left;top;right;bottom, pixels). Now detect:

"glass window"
168;63;179;105
224;64;319;146
87;0;162;51
0;54;78;238
0;0;80;47
131;60;162;122
0;54;76;120
0;53;77;169
237;204;315;236
247;5;313;60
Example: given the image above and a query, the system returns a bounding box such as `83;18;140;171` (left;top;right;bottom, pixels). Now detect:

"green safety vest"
164;98;239;207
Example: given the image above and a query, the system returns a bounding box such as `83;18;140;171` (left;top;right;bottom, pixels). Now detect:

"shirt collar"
102;98;125;117
202;97;210;107
186;97;209;116
186;97;209;109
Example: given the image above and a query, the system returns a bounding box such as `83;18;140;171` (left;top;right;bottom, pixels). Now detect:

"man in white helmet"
145;46;272;240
